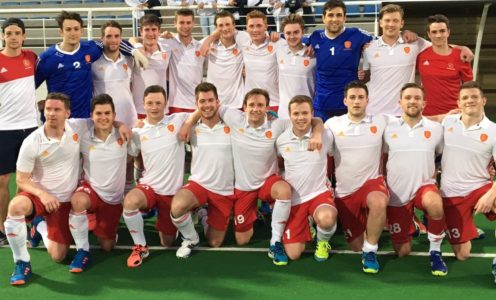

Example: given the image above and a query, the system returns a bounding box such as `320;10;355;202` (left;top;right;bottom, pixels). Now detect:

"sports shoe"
362;251;380;274
430;250;448;276
141;208;157;219
27;216;43;248
0;230;7;245
127;245;149;268
314;240;331;262
308;216;316;240
491;262;496;284
176;238;199;259
268;242;288;266
69;249;92;273
412;215;427;238
475;227;485;240
10;260;32;286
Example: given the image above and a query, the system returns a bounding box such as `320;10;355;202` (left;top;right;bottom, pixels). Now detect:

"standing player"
35;11;147;118
171;82;235;258
384;83;448;276
417;14;473;116
3;93;81;285
324;81;389;273
440;82;496;277
276;14;316;119
0;18;38;245
68;94;131;273
309;0;373;121
123;85;190;268
277;95;337;261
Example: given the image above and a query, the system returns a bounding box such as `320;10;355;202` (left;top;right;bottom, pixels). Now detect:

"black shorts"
0;127;37;175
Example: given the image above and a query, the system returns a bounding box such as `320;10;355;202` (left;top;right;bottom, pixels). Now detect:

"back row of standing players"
1;0;493;286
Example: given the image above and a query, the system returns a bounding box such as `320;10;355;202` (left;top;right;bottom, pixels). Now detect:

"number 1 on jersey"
329;47;335;56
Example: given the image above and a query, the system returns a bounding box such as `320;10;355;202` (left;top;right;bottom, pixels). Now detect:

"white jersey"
276;44;316;119
79;121;130;205
131;43;171;115
384;117;443;207
16;119;84;203
363;37;429;116
236;31;282;107
206;39;244;108
160;37;205;110
189;120;234;195
219;106;290;191
92;54;137;127
129;113;189;195
441;114;496;197
325;114;387;198
277;128;332;206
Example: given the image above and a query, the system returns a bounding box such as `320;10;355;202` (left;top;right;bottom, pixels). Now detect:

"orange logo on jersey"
279;59;285;64
391;133;398;139
232;48;239;56
480;133;488;142
370;126;377;134
41;150;49;157
122;64;128;71
338;131;344;137
403;46;411;54
265;130;273;139
167;124;175;132
85;55;91;63
303;59;310;67
344;41;352;49
22;59;32;68
267;45;273;53
195;50;201;57
224;126;231;134
424;130;431;139
117;138;124;146
374;52;380;59
238;128;245;134
447;127;454;133
72;133;79;142
162;52;167;60
447;63;455;70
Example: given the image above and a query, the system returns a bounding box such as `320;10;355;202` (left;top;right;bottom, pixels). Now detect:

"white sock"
171;212;199;242
317;224;336;242
362;239;378;253
123;209;146;246
4;216;30;262
428;231;445;253
69;210;90;251
270;199;291;245
36;220;50;248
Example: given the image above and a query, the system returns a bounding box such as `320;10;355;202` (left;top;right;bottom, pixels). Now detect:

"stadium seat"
363;5;379;16
85;0;102;3
105;0;125;3
42;1;62;4
94;15;116;19
63;0;82;4
22;1;41;5
116;14;133;19
347;5;360;18
0;2;20;6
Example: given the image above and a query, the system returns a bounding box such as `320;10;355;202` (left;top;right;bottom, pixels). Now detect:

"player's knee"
7;197;30;216
70;193;89;212
271;181;292;200
171;192;196;217
455;249;470;261
368;194;388;212
99;240;115;252
49;249;68;263
286;249;303;261
316;213;336;229
208;237;223;248
160;234;174;247
123;191;143;210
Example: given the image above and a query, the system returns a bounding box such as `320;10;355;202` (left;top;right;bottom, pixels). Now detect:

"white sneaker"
176;237;199;259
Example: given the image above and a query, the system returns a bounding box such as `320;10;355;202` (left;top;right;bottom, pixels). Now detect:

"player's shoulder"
325;114;346;129
38;45;58;59
21;49;37;60
347;27;372;38
441;113;460;127
423;117;443;129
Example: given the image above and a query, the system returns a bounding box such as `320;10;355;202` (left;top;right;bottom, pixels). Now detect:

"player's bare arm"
16;171;60;213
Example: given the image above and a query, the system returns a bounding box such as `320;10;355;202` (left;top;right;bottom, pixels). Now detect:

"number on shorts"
235;214;245;225
285;229;290;240
446;228;460;239
388;223;401;234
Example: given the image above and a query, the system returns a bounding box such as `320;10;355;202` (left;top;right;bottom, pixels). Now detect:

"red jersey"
417;47;473;116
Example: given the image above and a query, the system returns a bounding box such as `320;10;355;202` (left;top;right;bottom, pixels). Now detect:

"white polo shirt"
206;39;244;109
276;44;316;119
384;116;443;207
441;114;496;197
16;119;84;203
129;113;189;195
235;31;283;107
131;43;171;115
79;122;130;205
219;106;290;191
277;128;333;206
325;114;387;198
363;37;429;116
189;120;234;195
160;36;205;110
92;54;137;128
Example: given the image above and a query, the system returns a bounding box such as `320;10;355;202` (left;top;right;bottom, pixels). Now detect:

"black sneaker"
0;230;7;245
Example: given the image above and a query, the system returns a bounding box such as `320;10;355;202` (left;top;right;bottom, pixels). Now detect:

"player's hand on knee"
474;190;496;214
41;193;60;213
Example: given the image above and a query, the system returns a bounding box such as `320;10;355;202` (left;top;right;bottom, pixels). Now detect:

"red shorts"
443;183;496;245
335;177;388;243
282;191;336;244
137;113;146;120
75;182;123;240
233;174;283;232
135;184;176;236
183;181;235;231
168;107;195;115
19;192;72;245
387;184;439;245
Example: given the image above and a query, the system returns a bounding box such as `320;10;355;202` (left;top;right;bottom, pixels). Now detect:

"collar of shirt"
285;45;306;56
249;37;270;50
244;116;269;130
102;53;124;64
174;35;196;48
345;114;373;125
378;35;405;47
457;114;491;131
398;116;426;130
143;117;168;128
197;119;225;130
89;124;117;143
289;128;312;140
324;27;346;40
215;39;237;50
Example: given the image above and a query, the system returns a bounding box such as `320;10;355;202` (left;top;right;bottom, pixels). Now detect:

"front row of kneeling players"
4;81;496;285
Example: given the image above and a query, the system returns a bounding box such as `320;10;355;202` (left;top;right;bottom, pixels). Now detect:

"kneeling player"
68;94;132;272
384;83;447;276
277;96;337;261
171;83;236;258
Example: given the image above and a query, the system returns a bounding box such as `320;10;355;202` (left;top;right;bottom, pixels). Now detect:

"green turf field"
1;176;495;299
